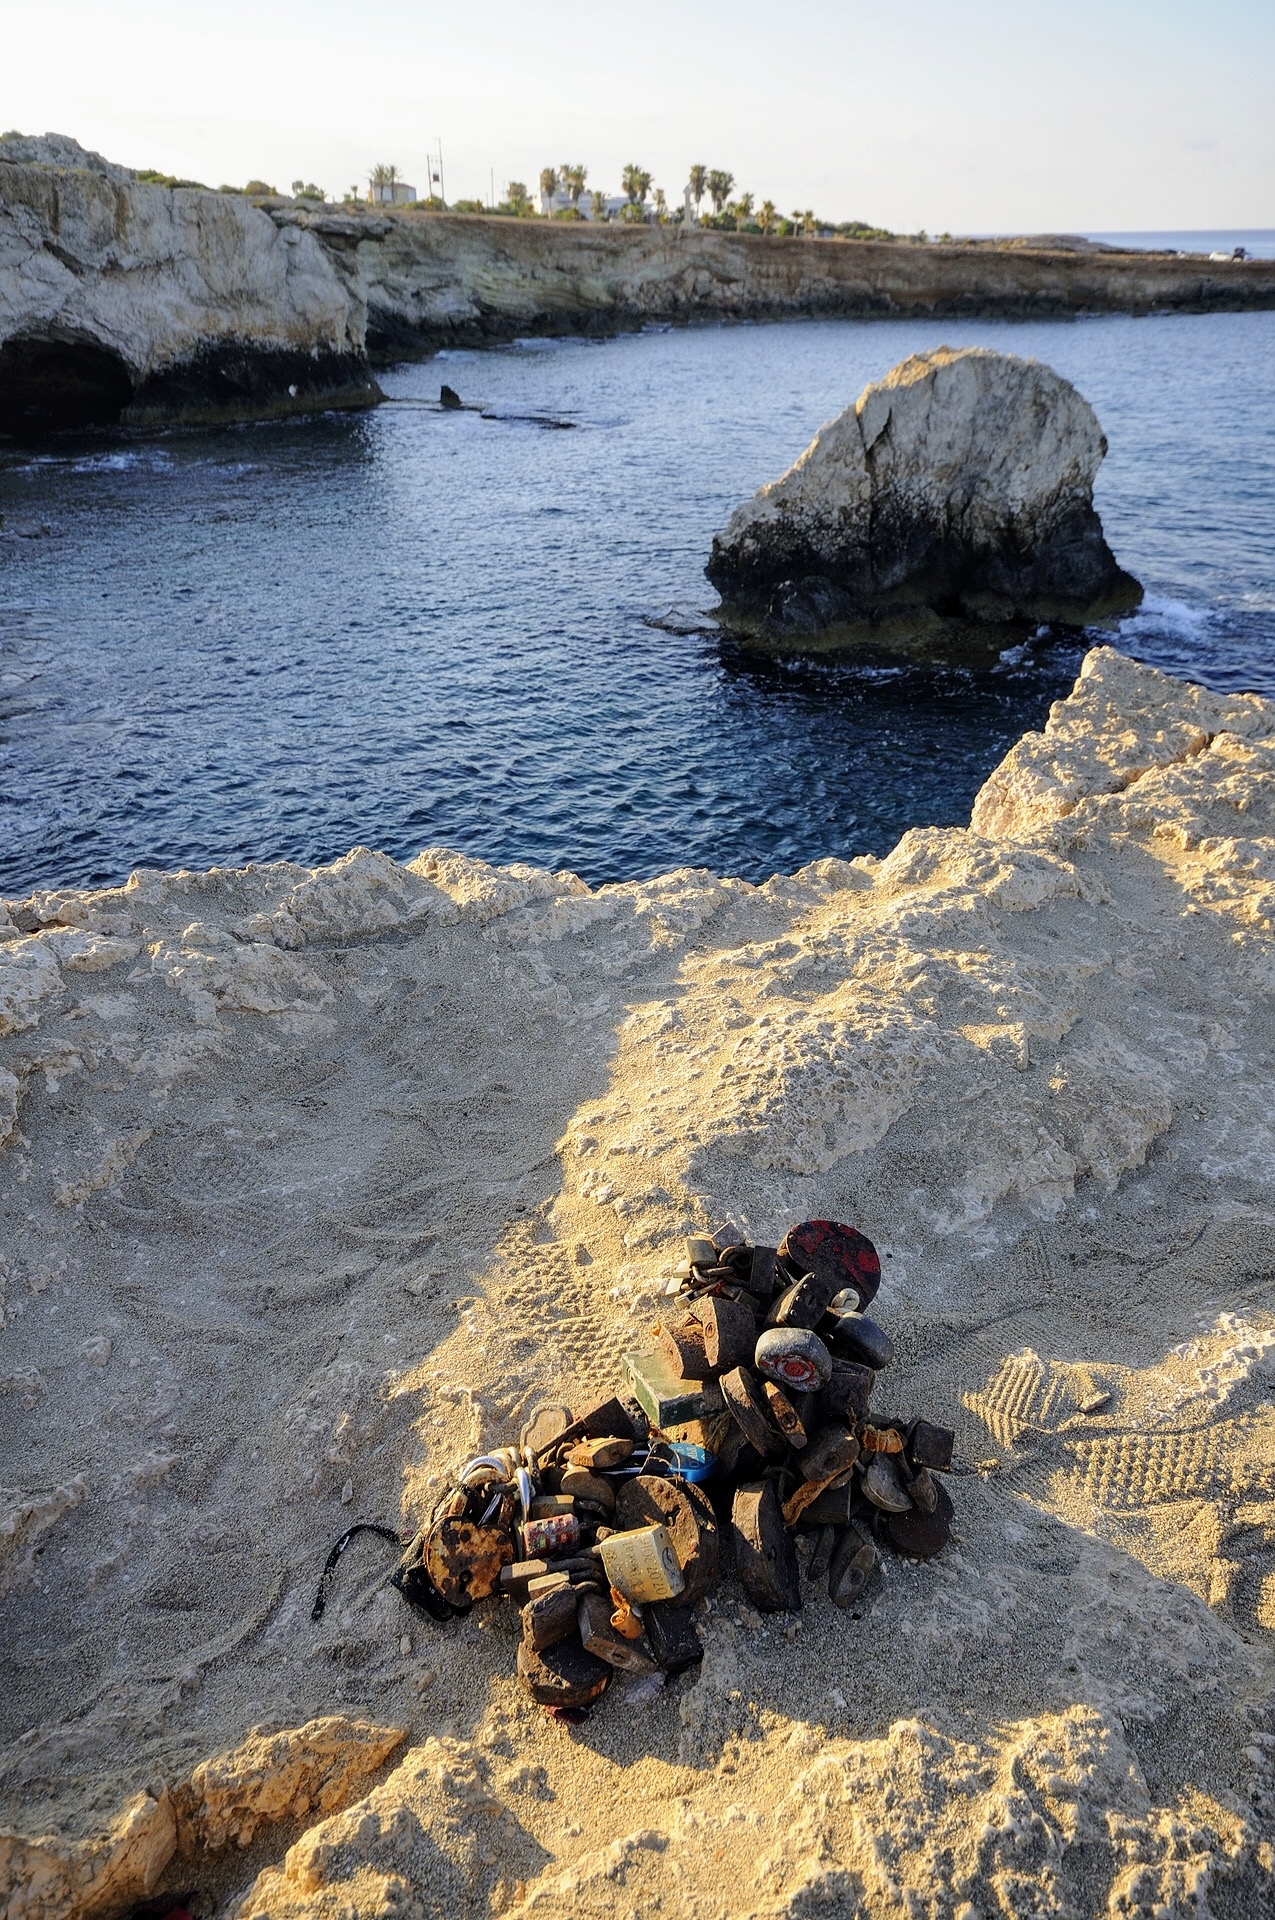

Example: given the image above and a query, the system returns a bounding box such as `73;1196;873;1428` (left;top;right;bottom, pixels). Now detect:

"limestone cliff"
313;205;1275;358
0;139;376;434
3;136;1275;433
706;347;1142;633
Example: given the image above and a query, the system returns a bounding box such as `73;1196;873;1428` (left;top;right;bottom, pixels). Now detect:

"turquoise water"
2;309;1273;895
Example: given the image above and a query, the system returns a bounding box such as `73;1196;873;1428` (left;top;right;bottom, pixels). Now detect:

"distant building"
368;180;417;205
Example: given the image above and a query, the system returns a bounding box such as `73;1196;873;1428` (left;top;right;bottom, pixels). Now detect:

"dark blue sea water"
2;310;1273;896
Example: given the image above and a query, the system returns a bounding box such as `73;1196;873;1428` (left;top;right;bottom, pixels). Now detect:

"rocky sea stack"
707;347;1143;639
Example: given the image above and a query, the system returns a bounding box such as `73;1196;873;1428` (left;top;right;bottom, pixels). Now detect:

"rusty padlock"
655;1313;710;1381
731;1479;801;1614
862;1453;912;1512
691;1294;757;1375
762;1380;807;1448
720;1365;788;1461
907;1419;955;1473
577;1589;658;1674
828;1524;877;1609
615;1474;718;1607
566;1435;634;1472
886;1481;954;1559
800;1424;860;1483
643;1600;704;1673
423;1514;514;1606
522;1579;579;1652
516;1636;611;1708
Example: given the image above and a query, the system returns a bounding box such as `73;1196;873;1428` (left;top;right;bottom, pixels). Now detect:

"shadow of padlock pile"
318;1221;956;1715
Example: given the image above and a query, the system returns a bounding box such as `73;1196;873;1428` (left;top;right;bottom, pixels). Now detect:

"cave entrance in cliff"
0;334;136;438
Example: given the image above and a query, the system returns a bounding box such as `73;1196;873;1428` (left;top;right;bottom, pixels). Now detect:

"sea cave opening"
0;334;136;438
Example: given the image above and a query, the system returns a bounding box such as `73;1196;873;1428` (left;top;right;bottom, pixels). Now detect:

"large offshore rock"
706;347;1141;633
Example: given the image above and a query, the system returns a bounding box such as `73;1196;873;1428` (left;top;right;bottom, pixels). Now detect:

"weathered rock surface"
707;346;1141;634
0;137;376;434
0;1717;403;1917
3;135;1275;432
2;648;1274;1917
300;203;1275;358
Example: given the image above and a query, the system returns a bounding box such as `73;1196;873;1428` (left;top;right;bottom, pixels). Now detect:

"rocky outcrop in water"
706;347;1142;634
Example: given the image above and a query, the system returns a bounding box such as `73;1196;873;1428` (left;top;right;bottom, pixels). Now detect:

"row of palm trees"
363;160;833;236
534;163;823;232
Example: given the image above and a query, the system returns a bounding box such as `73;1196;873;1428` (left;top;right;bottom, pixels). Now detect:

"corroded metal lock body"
754;1325;833;1393
598;1523;685;1603
519;1512;580;1558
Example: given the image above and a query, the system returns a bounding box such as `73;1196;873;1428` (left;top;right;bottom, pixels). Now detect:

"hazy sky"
4;0;1271;230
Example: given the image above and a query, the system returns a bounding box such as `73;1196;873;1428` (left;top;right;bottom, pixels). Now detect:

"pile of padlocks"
394;1220;955;1711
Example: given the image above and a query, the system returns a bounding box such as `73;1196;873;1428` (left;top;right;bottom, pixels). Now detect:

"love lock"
731;1478;801;1613
424;1513;514;1606
753;1326;833;1393
777;1221;881;1311
615;1474;719;1606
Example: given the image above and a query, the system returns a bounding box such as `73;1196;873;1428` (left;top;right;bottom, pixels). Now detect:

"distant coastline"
1083;229;1275;260
3;142;1275;434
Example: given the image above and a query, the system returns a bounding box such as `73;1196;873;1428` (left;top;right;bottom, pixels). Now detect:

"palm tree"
731;191;755;226
653;186;667;222
369;162;399;200
561;163;587;209
804;208;816;236
706;169;734;216
688;164;708;213
539;166;559;213
758;199;777;235
621;163;652;208
590;187;607;221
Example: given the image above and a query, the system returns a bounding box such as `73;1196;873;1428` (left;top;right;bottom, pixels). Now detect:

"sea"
2;299;1273;896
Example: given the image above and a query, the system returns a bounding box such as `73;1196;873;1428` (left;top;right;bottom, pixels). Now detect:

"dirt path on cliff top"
2;646;1274;1919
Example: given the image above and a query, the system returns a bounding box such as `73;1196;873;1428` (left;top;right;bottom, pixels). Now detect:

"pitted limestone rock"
707;346;1141;633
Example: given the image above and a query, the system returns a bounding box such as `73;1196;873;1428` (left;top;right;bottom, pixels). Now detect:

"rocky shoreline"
2;648;1273;1918
3;141;1275;433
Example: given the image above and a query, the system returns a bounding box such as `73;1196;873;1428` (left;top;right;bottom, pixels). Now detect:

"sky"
2;0;1271;232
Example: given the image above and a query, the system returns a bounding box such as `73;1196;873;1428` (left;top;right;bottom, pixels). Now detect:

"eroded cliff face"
2;650;1274;1917
290;205;1275;357
0;151;376;434
3;140;1275;431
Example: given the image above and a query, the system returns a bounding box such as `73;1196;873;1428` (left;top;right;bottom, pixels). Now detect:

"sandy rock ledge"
1;646;1274;1918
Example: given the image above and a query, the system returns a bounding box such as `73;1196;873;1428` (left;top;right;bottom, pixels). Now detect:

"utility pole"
436;138;445;207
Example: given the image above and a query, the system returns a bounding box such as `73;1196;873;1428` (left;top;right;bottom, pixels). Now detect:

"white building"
368;180;417;205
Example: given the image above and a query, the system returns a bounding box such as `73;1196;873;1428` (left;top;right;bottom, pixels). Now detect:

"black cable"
311;1523;404;1621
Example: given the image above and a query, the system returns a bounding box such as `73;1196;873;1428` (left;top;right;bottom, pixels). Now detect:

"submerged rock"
706;346;1141;636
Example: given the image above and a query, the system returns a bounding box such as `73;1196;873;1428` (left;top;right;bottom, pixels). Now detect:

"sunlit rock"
707;346;1142;634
